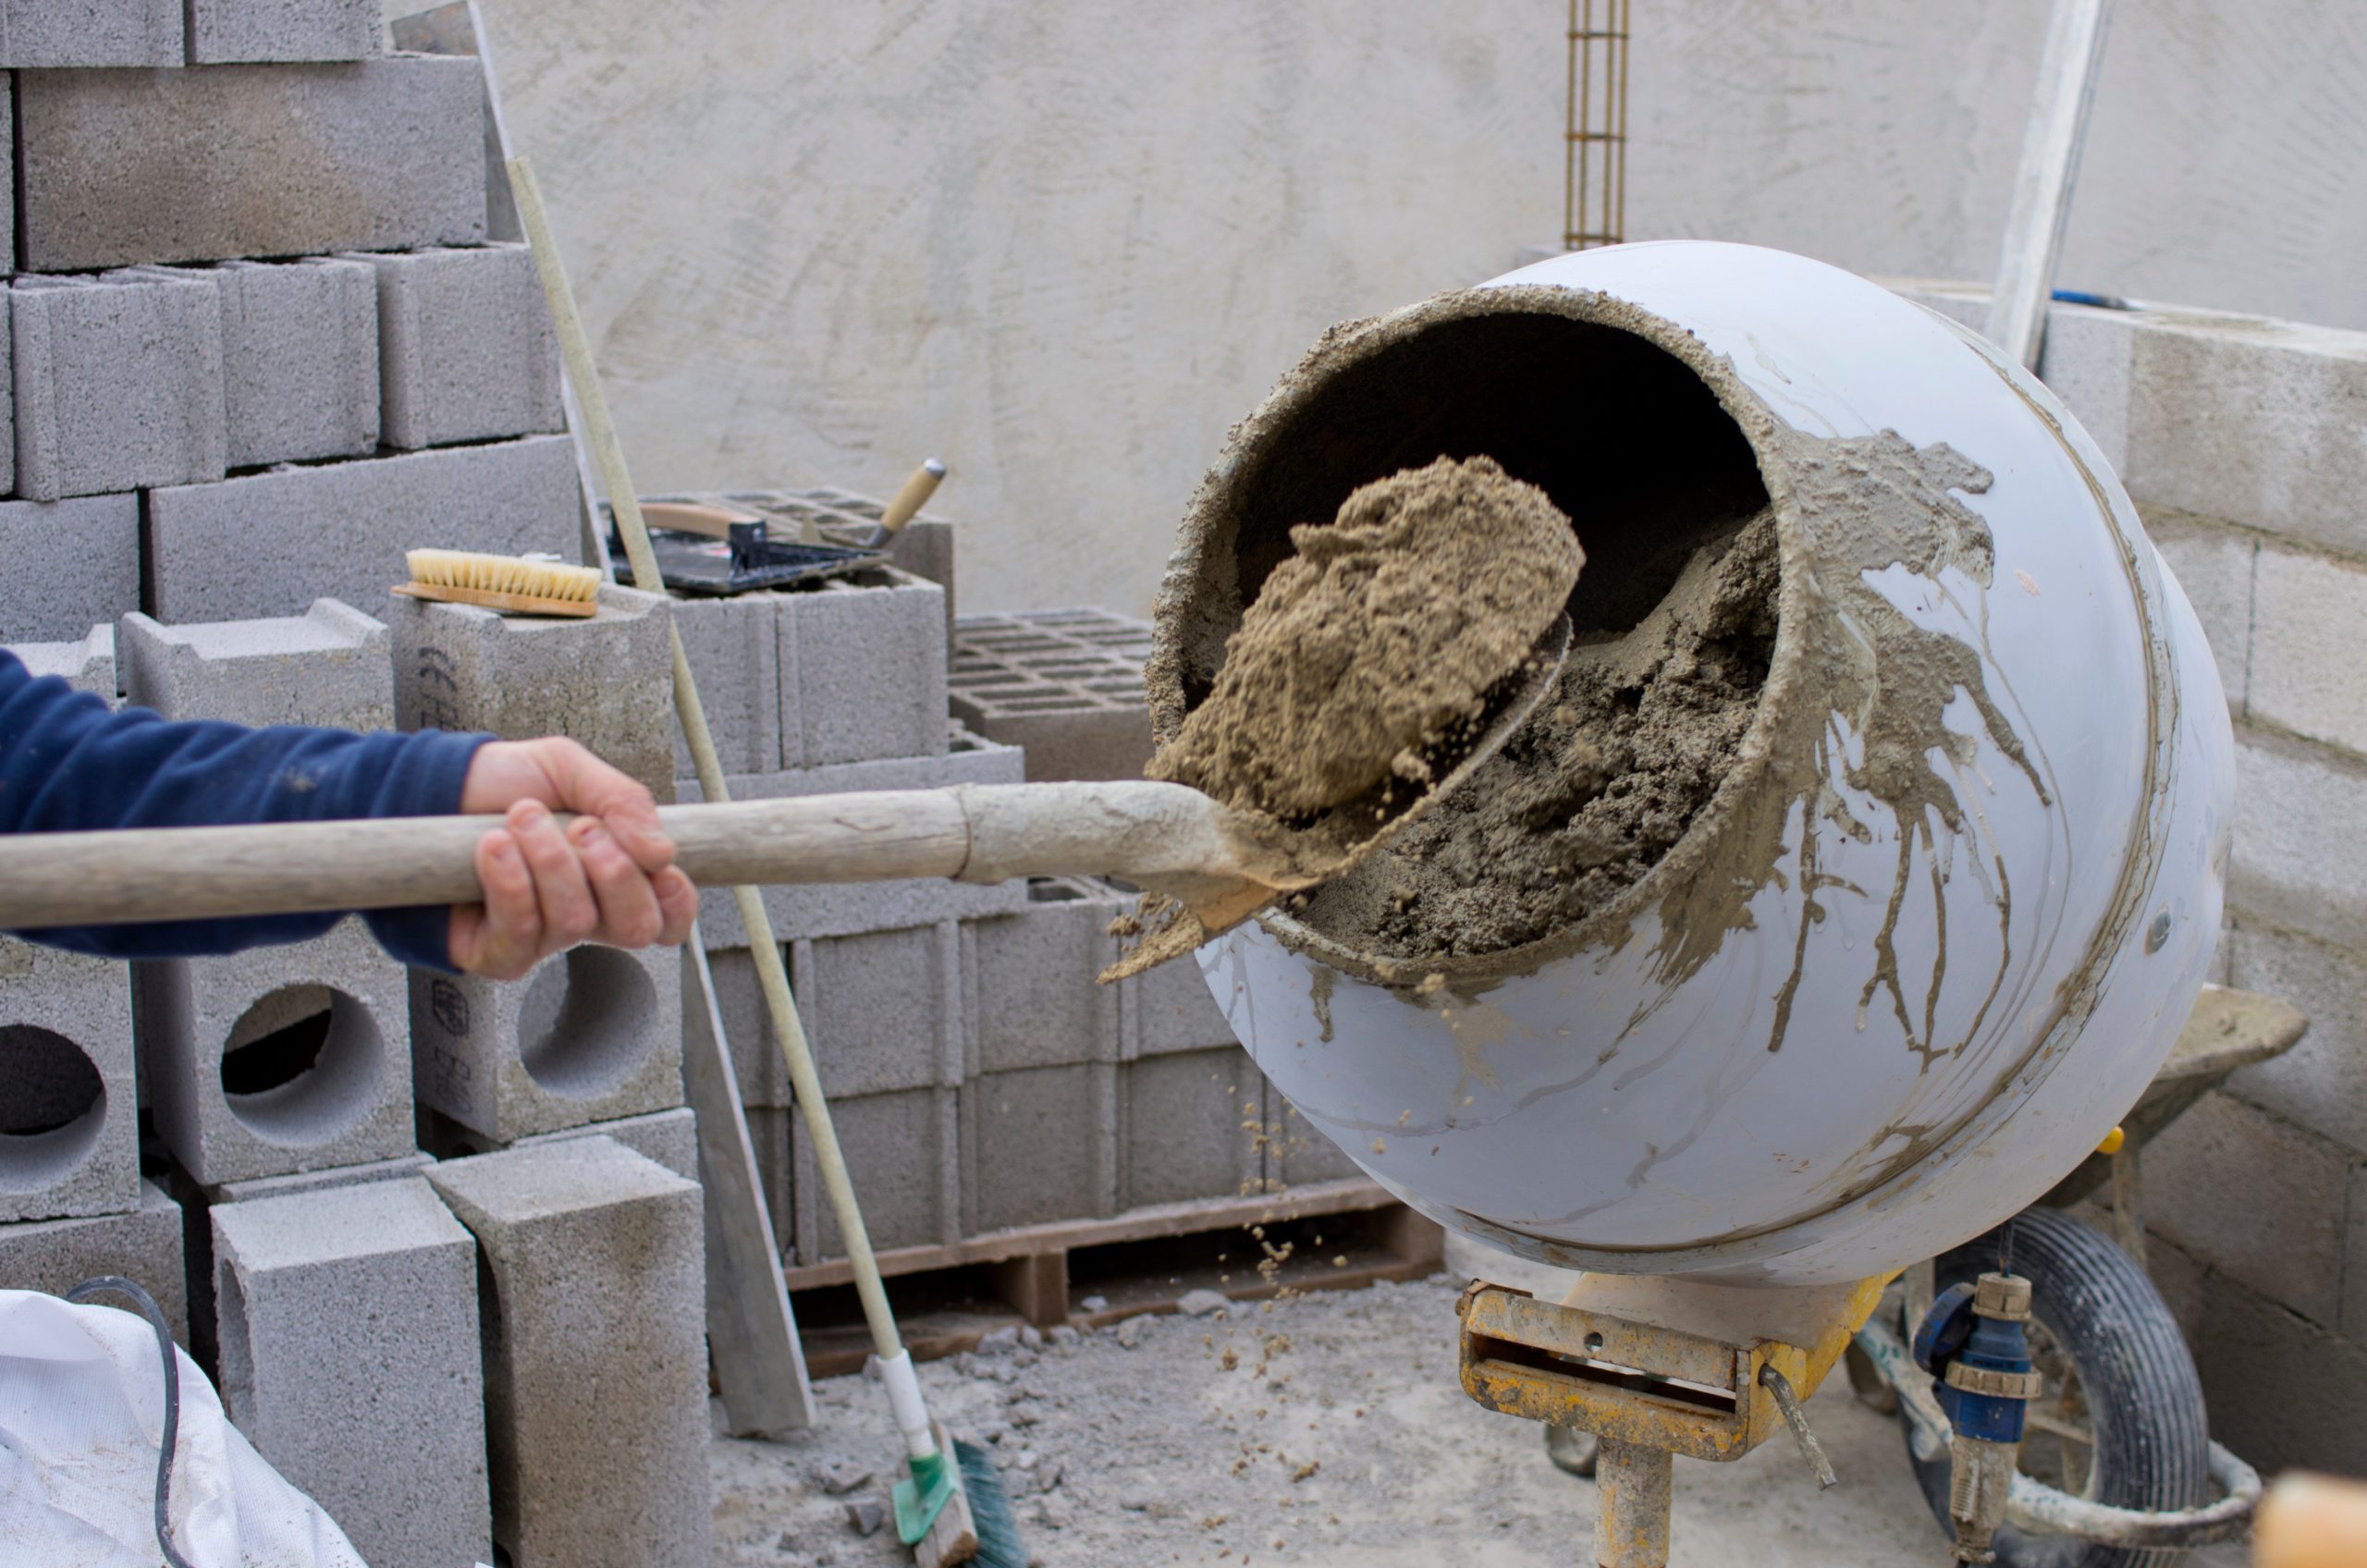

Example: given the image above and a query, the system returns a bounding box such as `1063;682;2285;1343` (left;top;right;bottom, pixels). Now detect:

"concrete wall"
477;1;2364;619
461;1;1563;619
1629;3;2367;336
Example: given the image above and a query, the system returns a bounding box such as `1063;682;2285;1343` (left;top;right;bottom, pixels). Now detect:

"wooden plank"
1984;0;2115;369
780;1177;1401;1292
682;934;816;1435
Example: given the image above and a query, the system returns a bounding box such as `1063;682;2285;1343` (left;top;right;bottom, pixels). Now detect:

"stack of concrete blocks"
950;608;1157;781
1894;281;2367;1476
426;1135;715;1568
675;558;1033;1262
388;585;694;1180
0;932;188;1340
118;601;420;1194
0;30;581;638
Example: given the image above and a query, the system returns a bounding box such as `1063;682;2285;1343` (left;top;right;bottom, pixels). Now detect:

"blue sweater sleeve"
0;649;491;969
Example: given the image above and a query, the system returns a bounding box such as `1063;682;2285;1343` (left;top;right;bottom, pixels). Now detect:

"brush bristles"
405;549;603;603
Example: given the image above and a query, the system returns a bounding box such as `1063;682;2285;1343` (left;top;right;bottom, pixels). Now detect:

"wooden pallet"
785;1179;1444;1377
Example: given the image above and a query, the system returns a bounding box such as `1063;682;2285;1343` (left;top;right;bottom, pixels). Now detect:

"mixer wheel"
1901;1206;2210;1568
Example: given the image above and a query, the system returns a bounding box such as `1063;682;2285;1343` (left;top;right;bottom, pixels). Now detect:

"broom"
508;155;1024;1568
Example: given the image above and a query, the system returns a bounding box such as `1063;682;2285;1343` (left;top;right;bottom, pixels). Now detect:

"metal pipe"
1594;1439;1674;1568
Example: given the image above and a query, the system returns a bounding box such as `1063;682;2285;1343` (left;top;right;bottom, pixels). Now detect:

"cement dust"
1303;508;1780;959
1147;456;1582;823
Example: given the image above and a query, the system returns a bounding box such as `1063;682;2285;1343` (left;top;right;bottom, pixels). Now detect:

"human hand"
448;737;699;979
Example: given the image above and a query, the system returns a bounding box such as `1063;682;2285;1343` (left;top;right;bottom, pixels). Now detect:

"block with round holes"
135;917;416;1186
409;943;685;1145
0;937;139;1223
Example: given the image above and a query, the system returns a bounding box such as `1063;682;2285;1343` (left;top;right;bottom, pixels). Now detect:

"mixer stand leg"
1595;1439;1674;1568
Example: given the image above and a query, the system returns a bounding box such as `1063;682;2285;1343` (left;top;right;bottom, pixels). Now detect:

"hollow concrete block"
208;1149;431;1205
793;1086;956;1262
2230;728;2367;953
408;942;684;1145
424;1136;713;1568
668;590;784;776
119;599;391;732
0;1180;186;1345
187;0;380;62
354;243;561;450
0;937;139;1223
146;435;581;624
170;258;381;469
211;1177;488;1568
684;726;1029;944
950;608;1154;781
2142;505;2255;717
390;582;675;800
779;567;946;767
961;1062;1117;1234
136;916;417;1186
2144;1090;2348;1328
0;496;140;644
0;0;178;66
963;877;1125;1074
789;921;961;1098
1120;1047;1260;1210
17;56;485;273
445;1105;698;1182
2249;541;2367;758
14;272;227;501
1121;936;1242;1060
4;624;116;701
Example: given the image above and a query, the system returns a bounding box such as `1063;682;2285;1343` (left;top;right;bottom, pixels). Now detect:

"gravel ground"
710;1273;1958;1567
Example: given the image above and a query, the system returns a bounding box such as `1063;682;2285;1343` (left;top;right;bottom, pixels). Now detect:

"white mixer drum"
1146;242;2233;1286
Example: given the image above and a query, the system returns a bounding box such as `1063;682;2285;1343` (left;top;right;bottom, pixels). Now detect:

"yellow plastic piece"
2097;1124;2127;1155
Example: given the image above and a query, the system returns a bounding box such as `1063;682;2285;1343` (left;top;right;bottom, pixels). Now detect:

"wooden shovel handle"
0;781;1253;929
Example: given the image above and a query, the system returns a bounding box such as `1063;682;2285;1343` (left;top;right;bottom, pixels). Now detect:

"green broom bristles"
954;1439;1026;1568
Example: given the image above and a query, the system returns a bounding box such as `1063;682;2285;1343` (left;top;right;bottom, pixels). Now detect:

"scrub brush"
393;549;602;618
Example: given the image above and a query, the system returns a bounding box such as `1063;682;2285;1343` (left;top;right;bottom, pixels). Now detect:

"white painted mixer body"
1164;243;2233;1286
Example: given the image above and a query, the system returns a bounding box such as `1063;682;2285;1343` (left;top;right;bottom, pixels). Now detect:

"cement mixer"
1143;240;2245;1564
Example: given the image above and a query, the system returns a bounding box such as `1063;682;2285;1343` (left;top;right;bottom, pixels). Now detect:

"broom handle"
0;781;1240;928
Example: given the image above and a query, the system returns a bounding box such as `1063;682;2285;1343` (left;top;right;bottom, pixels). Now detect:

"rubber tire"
1901;1206;2209;1568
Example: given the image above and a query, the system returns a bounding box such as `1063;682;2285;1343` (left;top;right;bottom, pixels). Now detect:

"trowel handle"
0;781;1241;929
865;458;946;545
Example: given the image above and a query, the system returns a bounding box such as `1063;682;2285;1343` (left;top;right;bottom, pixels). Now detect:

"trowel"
0;619;1569;979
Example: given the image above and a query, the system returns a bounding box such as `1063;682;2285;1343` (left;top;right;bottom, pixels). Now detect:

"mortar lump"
1302;508;1780;959
1149;456;1582;821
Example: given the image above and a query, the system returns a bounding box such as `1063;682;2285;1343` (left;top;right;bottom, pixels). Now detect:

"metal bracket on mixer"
1455;1280;1799;1462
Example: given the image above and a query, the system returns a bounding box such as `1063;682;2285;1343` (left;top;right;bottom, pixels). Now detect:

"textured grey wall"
476;1;2365;617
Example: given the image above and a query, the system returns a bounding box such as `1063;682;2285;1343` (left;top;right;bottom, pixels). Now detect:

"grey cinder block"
1121;923;1240;1059
2142;505;2255;716
190;258;380;469
408;943;684;1145
355;244;561;450
146;435;582;624
963;878;1125;1074
2143;1090;2348;1328
136;918;417;1185
4;623;116;701
793;1086;956;1262
0;937;138;1223
791;922;961;1098
211;1178;488;1568
1120;1048;1259;1210
456;1106;698;1182
685;726;1029;945
18;57;486;273
0;496;139;643
187;0;380;62
0;1180;186;1344
2224;916;2367;1156
780;567;947;767
2230;729;2367;954
0;0;178;66
425;1137;713;1568
15;272;227;501
668;590;783;775
208;1149;430;1205
2249;540;2367;758
119;598;391;731
961;1062;1117;1234
950;608;1154;782
390;582;674;799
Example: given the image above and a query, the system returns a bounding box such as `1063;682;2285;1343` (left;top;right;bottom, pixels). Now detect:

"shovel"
0;620;1567;976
